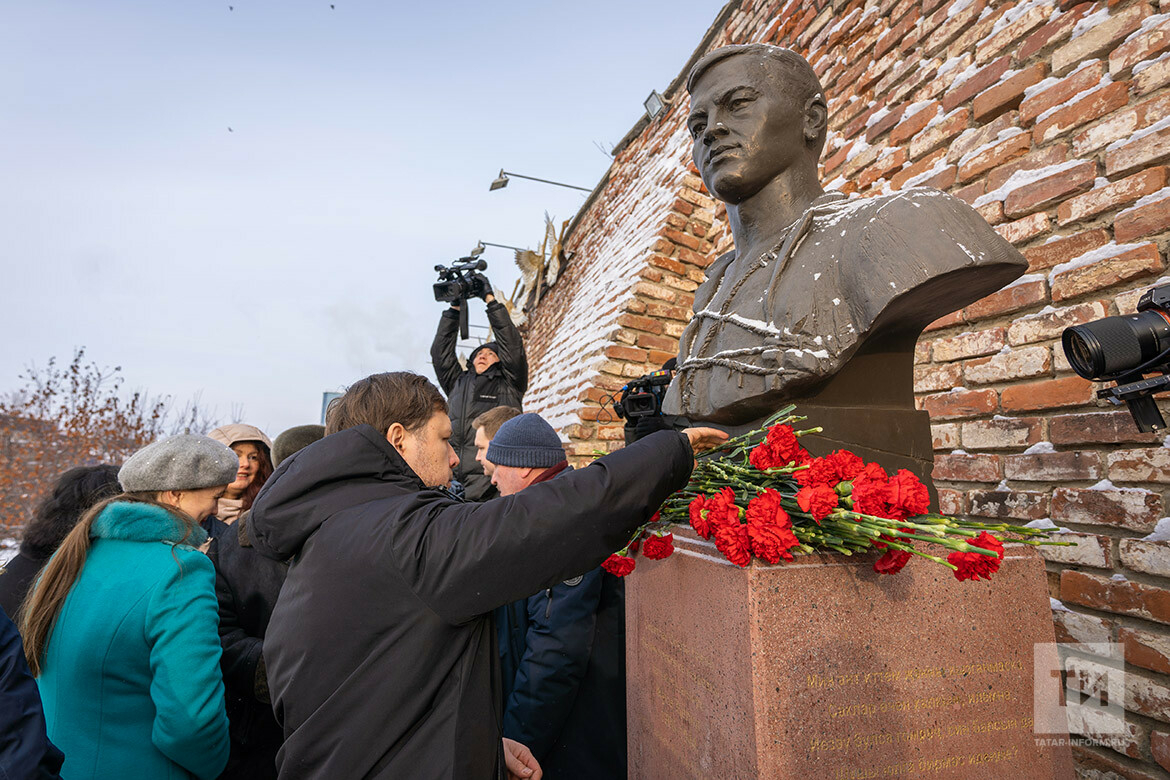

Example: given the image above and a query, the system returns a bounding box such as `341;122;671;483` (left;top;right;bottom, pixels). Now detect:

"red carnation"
689;495;712;539
853;462;889;485
794;456;840;488
766;424;803;462
827;449;864;482
713;519;752;567
704;487;742;528
888;469;930;519
796;483;839;522
748;424;808;471
749;441;787;471
642;533;675;560
602;553;636;577
851;478;892;518
873;549;912;575
745;489;801;564
947;532;1005;582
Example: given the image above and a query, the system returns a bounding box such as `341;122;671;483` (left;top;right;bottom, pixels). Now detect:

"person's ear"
386;422;408;451
159;489;182;508
803;96;828;145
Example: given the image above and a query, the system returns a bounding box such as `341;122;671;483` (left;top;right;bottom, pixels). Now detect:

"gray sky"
1;1;720;436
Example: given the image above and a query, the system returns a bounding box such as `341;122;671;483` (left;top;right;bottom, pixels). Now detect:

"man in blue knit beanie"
487;413;569;496
488;412;626;780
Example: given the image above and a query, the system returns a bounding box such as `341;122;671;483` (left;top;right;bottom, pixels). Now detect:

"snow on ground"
0;539;18;568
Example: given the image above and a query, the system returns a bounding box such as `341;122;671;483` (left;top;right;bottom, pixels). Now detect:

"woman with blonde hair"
21;434;235;780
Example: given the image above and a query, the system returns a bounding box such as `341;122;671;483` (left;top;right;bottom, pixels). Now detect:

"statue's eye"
689;122;705;139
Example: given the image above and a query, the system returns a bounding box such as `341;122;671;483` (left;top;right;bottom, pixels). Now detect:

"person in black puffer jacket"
0;465;120;618
207;424;325;779
430;281;527;501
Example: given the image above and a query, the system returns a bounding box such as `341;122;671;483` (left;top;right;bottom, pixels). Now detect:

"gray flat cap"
119;434;239;493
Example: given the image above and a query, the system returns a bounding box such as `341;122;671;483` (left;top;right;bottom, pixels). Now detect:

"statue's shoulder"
804;187;1025;327
810;187;1021;269
808;187;971;232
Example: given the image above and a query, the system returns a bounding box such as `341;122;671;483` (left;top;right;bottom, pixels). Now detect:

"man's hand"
503;738;542;779
682;426;729;452
474;273;494;301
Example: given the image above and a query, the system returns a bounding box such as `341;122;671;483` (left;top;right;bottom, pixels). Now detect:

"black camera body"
613;368;674;421
1062;283;1170;432
433;258;489;304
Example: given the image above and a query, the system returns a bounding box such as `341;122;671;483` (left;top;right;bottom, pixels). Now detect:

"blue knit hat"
486;413;566;468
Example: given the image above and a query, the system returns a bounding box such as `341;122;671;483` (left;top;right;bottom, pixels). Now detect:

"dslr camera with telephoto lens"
1061;283;1170;432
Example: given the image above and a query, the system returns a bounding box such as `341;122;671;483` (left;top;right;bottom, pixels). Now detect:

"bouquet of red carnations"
602;406;1069;580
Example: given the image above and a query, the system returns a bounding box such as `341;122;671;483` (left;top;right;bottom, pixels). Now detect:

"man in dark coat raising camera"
431;279;528;501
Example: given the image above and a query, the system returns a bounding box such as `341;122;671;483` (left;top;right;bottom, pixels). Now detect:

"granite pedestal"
626;529;1074;779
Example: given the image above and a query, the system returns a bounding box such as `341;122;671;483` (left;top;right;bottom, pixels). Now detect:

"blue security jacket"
497;475;627;779
0;605;63;779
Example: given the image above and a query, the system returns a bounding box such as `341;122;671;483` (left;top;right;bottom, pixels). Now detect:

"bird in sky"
228;127;234;132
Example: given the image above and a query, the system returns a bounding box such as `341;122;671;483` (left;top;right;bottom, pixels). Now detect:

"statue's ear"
803;96;828;147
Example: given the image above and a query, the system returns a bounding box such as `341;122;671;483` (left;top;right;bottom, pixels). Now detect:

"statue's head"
686;44;828;205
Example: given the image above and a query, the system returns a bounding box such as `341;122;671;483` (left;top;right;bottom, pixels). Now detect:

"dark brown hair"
325;372;448;437
19;493;199;676
24;465;121;559
472;406;523;439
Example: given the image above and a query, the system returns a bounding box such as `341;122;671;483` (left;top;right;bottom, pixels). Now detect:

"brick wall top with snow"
520;1;1170;773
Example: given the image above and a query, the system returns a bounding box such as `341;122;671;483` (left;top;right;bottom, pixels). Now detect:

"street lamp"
644;90;667;121
472;240;529;255
489;169;590;193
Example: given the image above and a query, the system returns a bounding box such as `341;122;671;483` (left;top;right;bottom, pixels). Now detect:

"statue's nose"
702;121;728;146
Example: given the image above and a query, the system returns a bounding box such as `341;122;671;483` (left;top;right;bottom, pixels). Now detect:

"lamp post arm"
500;171;591;192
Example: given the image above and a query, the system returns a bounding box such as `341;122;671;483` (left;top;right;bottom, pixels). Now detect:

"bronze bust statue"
662;44;1028;492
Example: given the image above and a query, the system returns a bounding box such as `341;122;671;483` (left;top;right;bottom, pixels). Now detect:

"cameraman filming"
431;272;528;500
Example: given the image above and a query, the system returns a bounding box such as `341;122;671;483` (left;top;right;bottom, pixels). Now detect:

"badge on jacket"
562;576;583;587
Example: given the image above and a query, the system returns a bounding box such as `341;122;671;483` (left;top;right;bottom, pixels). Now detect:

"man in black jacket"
489;413;627;780
248;372;725;779
431;283;527;501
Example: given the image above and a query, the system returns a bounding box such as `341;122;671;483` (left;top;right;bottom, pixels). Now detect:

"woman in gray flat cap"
20;434;236;780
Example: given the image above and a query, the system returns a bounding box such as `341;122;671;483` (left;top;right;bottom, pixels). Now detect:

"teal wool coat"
37;502;230;780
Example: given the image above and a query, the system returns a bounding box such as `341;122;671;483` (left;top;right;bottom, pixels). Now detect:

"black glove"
473;273;493;300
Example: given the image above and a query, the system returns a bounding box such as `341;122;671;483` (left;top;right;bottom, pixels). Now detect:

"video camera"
1062;283;1170;432
613;364;675;421
433;257;490;339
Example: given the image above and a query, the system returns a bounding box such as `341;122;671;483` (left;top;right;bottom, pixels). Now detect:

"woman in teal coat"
20;434;237;780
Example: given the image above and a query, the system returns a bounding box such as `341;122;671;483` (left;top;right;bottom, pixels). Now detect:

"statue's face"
688;56;811;205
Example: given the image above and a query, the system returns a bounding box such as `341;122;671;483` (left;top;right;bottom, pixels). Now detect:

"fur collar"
91;502;208;548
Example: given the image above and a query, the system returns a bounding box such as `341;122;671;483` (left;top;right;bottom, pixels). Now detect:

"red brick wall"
523;1;1170;775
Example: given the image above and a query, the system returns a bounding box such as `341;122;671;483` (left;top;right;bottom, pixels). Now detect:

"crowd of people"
0;291;726;780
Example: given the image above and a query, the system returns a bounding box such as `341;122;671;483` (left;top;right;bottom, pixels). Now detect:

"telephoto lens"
1062;291;1170;380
